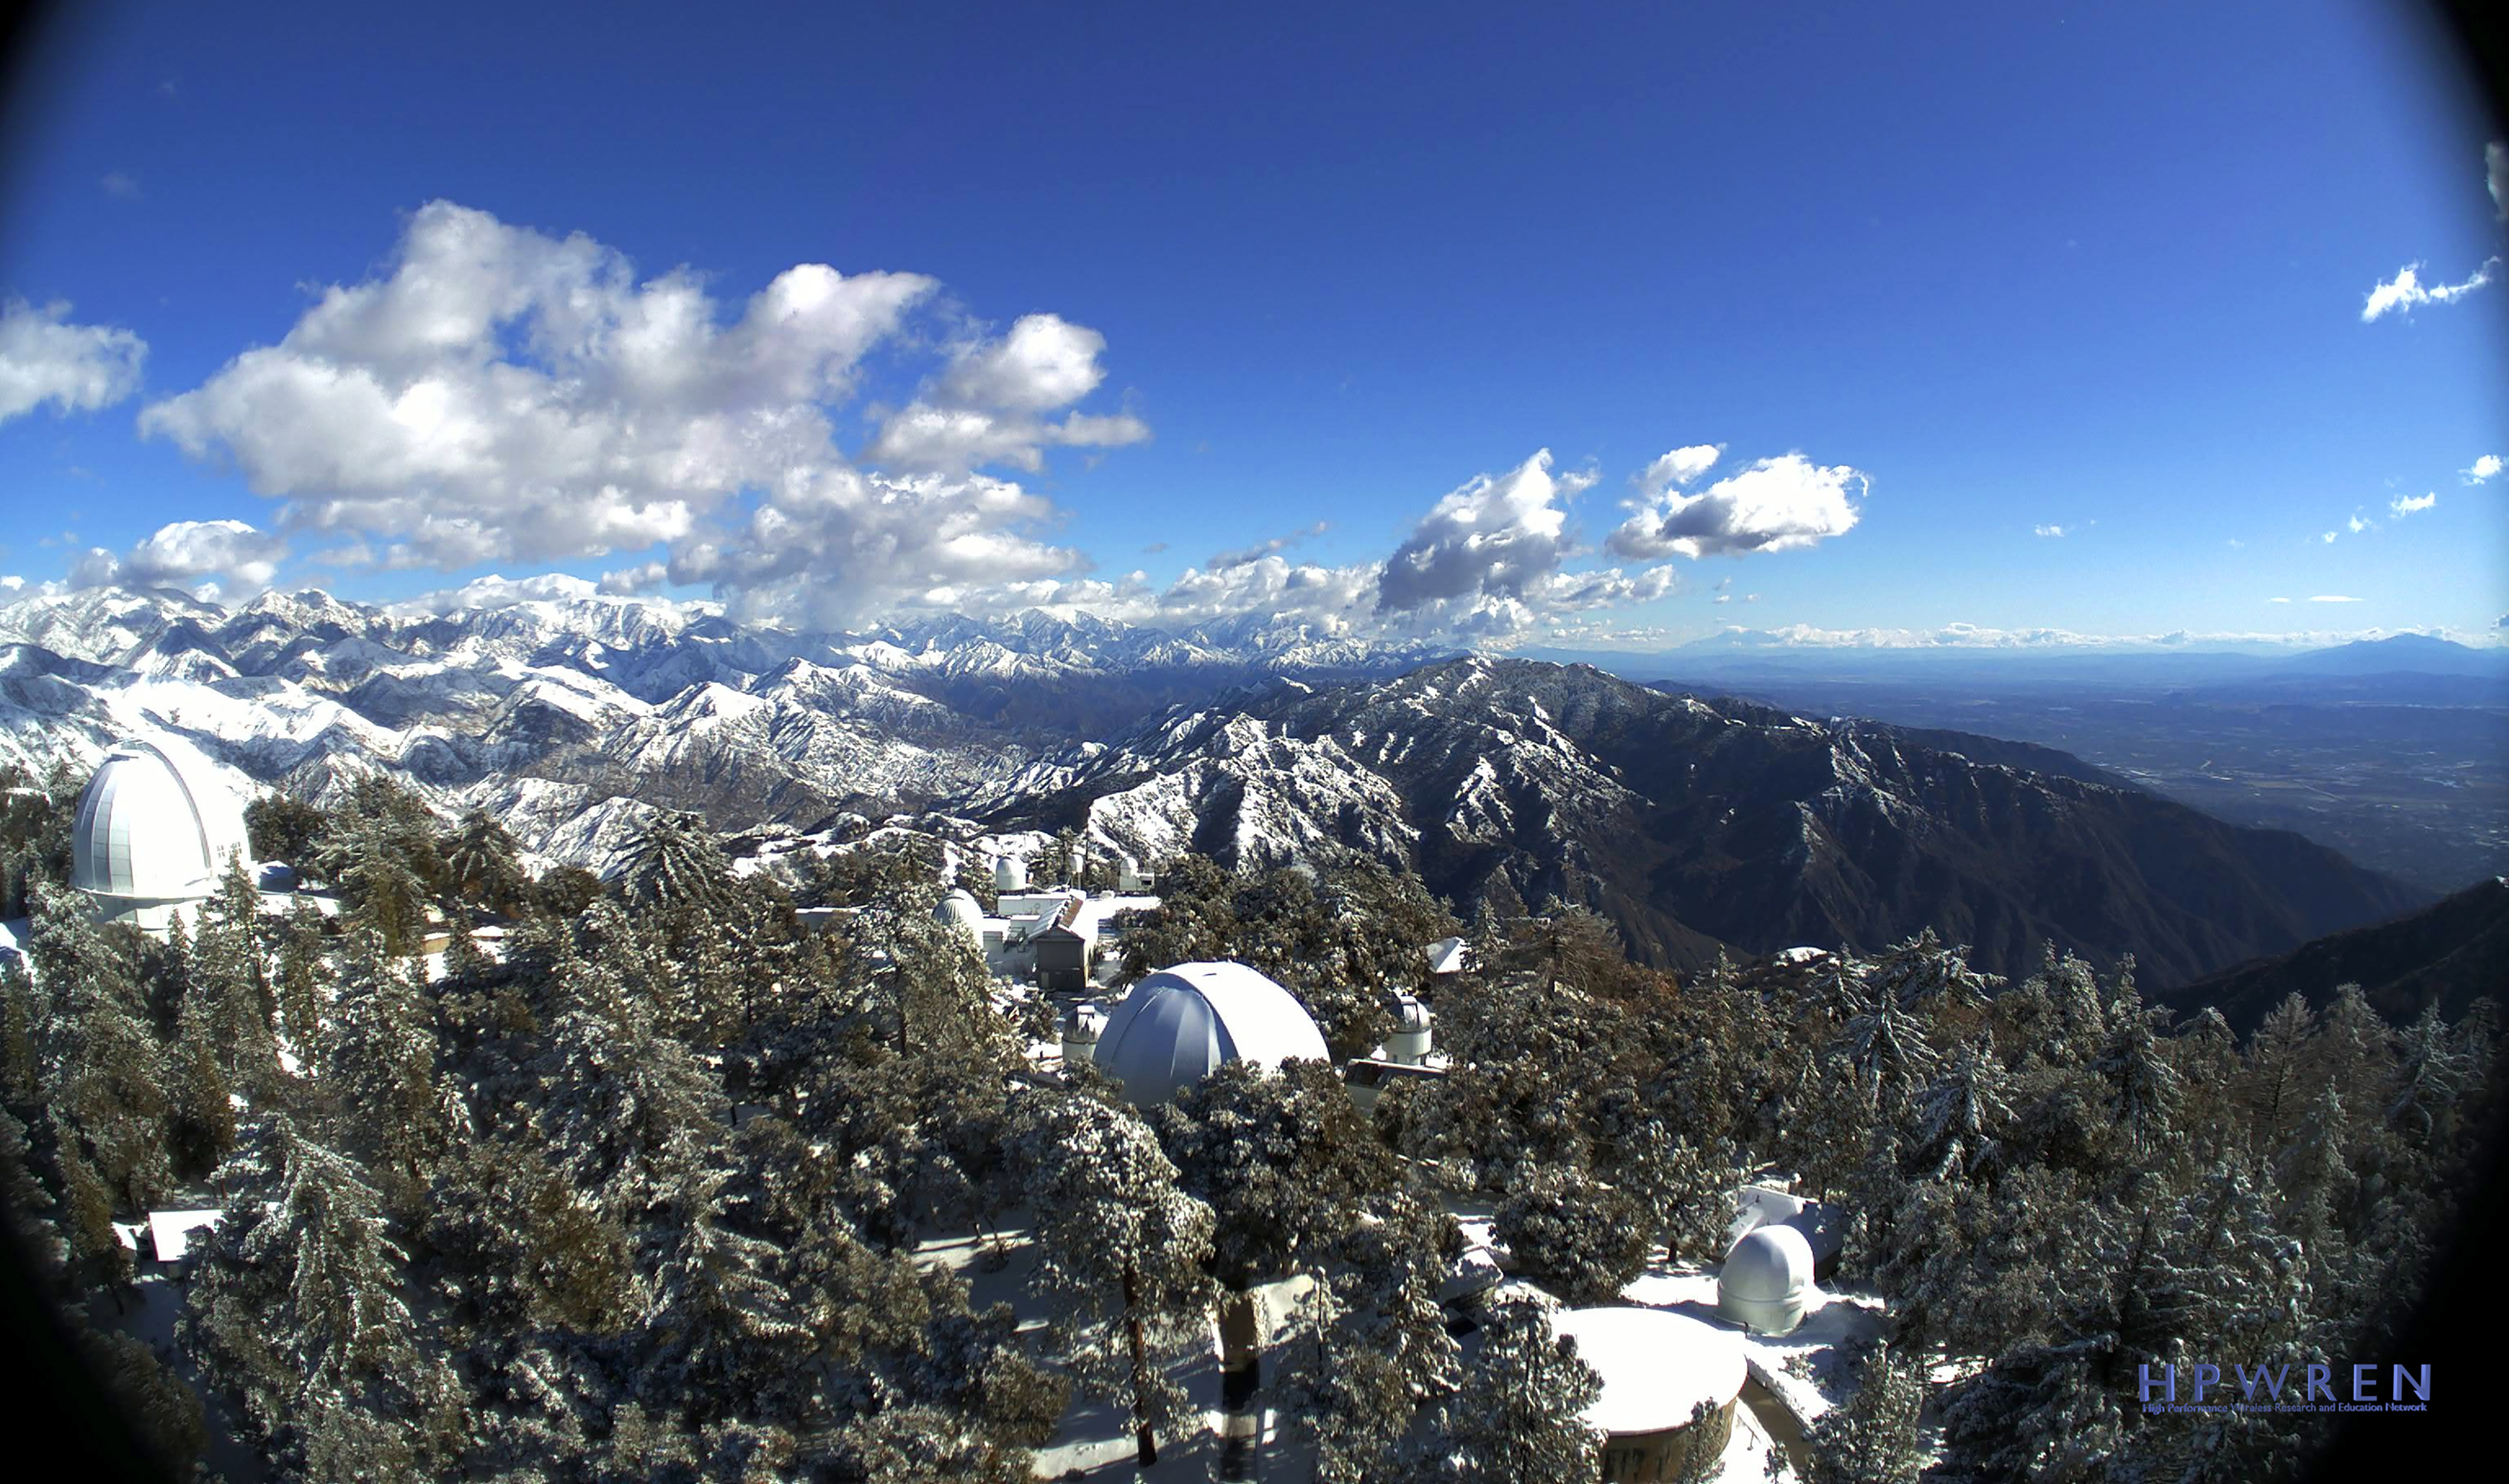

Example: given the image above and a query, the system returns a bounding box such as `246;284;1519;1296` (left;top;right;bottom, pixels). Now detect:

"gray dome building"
70;739;252;935
1088;961;1329;1105
932;888;986;948
1717;1223;1817;1335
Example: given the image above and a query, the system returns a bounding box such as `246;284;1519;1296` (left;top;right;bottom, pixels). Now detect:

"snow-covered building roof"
71;739;251;932
1427;935;1468;974
147;1208;225;1264
1549;1306;1746;1437
1089;960;1329;1105
1718;1224;1816;1335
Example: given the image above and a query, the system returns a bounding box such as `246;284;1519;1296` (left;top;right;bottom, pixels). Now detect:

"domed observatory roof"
1091;961;1329;1105
1718;1223;1817;1335
71;739;252;933
932;888;985;946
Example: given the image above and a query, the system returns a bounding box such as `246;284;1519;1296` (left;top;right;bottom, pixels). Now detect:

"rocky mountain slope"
2158;876;2509;1034
965;657;2428;986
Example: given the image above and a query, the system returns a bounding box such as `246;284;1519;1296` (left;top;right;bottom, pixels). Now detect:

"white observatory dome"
1091;961;1330;1104
71;739;252;934
1717;1223;1816;1335
932;888;985;946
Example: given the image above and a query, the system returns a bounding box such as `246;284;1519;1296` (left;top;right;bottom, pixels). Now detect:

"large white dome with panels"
1089;961;1329;1105
70;739;252;934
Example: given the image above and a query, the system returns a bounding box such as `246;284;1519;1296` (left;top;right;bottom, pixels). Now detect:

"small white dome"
932;888;985;943
1091;961;1329;1105
1718;1224;1815;1335
992;853;1028;891
71;739;251;928
1394;994;1433;1032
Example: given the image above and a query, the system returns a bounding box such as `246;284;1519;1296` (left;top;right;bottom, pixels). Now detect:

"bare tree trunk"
1125;1262;1159;1464
1218;1286;1263;1480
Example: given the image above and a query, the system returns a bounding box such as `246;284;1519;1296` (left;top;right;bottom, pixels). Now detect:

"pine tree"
1832;966;1940;1119
183;1119;463;1475
1492;1165;1652;1304
1906;1032;2011;1185
1015;1092;1215;1466
0;948;42;1103
52;1114;134;1295
1414;1298;1600;1484
1808;1340;1925;1484
273;896;332;1073
167;982;239;1181
1156;1058;1395;1476
623;809;737;918
323;925;458;1212
2095;1003;2183;1160
2241;993;2319;1153
1276;1192;1464;1483
443;807;527;916
335;822;432;955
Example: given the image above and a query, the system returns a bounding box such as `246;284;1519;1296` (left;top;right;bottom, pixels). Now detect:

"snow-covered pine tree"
1806;1340;1925;1484
1276;1191;1464;1484
1493;1164;1651;1304
2094;1001;2183;1162
443;807;527;916
1413;1297;1600;1484
1014;1091;1215;1466
184;1118;464;1477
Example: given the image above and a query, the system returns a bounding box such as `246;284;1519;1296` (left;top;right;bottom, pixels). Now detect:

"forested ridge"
0;758;2498;1482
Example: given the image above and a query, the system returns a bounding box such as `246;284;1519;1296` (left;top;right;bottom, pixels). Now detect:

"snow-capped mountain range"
0;585;1447;871
1;588;2424;986
965;656;2424;986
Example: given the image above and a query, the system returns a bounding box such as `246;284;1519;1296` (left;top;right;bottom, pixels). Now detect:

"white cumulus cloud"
2033;524;2066;538
135;201;1165;628
0;298;147;424
867;313;1150;474
2308;594;2364;603
1377;449;1590;612
2465;454;2502;484
69;518;288;595
2361;259;2498;321
1607;451;1866;560
1634;444;1723;494
2390;491;2437;516
142;202;938;572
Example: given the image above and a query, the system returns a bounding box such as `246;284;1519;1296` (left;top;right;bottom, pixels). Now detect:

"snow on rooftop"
1550;1306;1746;1435
147;1209;225;1263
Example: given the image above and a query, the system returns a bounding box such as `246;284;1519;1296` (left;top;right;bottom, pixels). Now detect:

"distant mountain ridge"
963;656;2426;986
2158;877;2509;1035
0;585;1449;869
0;589;2433;988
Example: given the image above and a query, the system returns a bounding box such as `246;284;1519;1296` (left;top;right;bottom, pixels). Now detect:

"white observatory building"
1717;1223;1817;1335
1088;961;1329;1105
931;888;986;949
70;739;253;935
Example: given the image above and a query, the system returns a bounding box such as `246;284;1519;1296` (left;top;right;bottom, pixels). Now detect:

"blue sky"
1;0;2503;647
